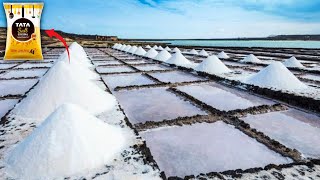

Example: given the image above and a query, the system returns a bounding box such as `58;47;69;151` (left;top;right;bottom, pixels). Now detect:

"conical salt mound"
68;42;89;60
199;49;209;57
59;50;92;68
165;46;171;51
154;49;172;62
134;46;147;56
115;44;122;50
217;51;230;59
145;48;158;59
112;43;118;49
157;46;164;50
283;56;305;68
189;49;199;55
120;45;127;51
6;104;128;179
146;45;151;49
245;61;308;91
241;54;262;63
153;45;158;49
195;55;232;74
166;51;193;67
172;47;181;53
124;45;132;52
10;61;117;122
128;46;138;54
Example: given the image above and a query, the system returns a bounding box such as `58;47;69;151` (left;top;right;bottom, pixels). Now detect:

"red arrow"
45;29;70;62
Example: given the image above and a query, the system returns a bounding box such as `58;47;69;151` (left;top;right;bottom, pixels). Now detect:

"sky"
1;0;320;39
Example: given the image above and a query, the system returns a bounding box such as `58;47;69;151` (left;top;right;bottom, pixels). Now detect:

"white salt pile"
146;45;151;49
128;46;138;54
145;48;159;59
10;61;117;122
153;45;158;49
195;55;232;75
58;47;92;69
217;51;230;59
157;46;164;50
154;49;172;62
189;49;199;55
115;44;122;50
6;104;129;179
199;49;209;57
120;45;127;51
172;47;181;53
166;51;194;68
165;46;171;51
245;61;308;91
124;45;132;52
112;43;118;49
134;46;147;56
241;54;262;63
69;42;88;58
283;56;305;68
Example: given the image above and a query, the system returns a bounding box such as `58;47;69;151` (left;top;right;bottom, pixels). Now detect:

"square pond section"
0;69;47;79
134;64;171;72
114;87;206;124
102;73;156;90
149;71;206;83
0;79;38;97
141;121;291;177
0;99;20;119
177;83;275;111
96;66;135;73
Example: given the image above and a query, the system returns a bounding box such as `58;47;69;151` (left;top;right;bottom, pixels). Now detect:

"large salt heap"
195;55;232;74
283;56;305;68
245;61;308;91
166;51;194;68
10;61;117;122
128;46;138;54
145;48;159;59
6;104;128;179
241;54;262;63
217;51;230;59
134;46;147;56
199;49;209;57
154;49;172;62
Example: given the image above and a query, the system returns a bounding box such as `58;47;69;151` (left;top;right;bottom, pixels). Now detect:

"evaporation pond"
0;69;47;79
0;79;38;96
96;66;135;73
115;87;206;124
149;71;205;83
0;99;20;119
141;121;291;177
134;64;171;71
102;73;156;90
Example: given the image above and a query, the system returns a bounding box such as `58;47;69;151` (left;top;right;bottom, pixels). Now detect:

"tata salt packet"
3;3;44;60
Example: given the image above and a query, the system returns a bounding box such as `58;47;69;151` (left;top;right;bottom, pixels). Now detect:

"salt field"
0;42;319;179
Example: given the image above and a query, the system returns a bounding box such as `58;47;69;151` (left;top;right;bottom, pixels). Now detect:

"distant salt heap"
146;45;151;49
124;45;132;52
166;51;194;68
245;61;308;91
128;46;138;54
112;43;118;49
241;54;262;63
145;48;159;59
115;44;122;50
157;46;164;50
189;49;199;55
153;45;158;49
172;47;181;53
217;51;230;59
10;61;117;122
134;46;147;56
120;45;127;51
283;56;305;68
154;49;172;62
165;46;171;51
195;55;232;74
6;104;128;179
199;49;209;57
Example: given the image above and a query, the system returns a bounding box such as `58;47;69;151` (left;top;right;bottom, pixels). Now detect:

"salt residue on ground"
245;61;308;91
283;56;305;68
153;49;172;62
195;55;232;75
5;104;130;179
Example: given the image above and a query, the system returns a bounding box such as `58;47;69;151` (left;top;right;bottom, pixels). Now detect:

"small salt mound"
6;104;128;179
120;45;127;51
134;46;147;56
189;49;199;55
172;47;181;53
146;45;151;49
166;51;194;67
154;49;172;62
165;46;171;51
283;56;305;68
195;55;232;74
241;54;262;63
112;43;118;49
145;48;159;59
157;46;164;50
124;45;132;52
115;44;122;50
199;49;209;57
10;61;117;122
245;61;308;91
153;45;158;49
217;51;230;59
128;46;138;54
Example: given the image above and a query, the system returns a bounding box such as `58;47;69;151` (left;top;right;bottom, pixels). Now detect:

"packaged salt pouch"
3;3;44;60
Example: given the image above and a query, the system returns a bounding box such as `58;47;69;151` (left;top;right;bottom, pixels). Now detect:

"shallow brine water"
149;71;205;83
0;69;47;79
96;66;135;73
0;79;38;96
102;73;156;90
